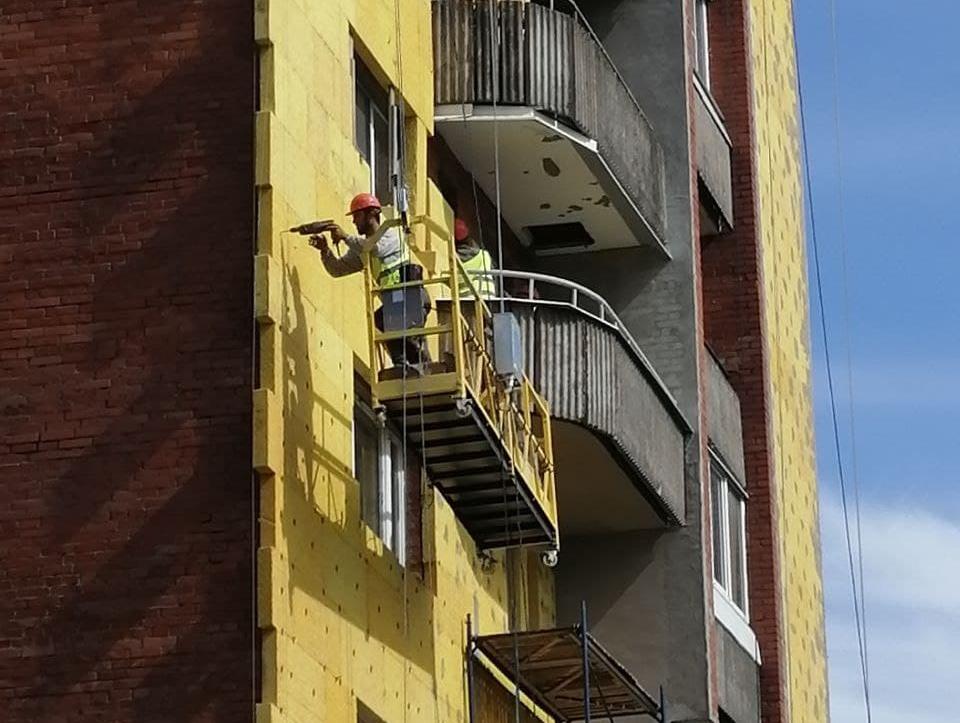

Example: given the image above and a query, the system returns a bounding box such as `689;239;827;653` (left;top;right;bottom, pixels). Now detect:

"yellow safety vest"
459;249;495;298
369;227;409;288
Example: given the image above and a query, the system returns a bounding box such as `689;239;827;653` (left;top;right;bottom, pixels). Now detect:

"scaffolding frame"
466;602;668;723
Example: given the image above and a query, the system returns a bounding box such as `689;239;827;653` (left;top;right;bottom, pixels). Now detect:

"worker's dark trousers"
376;263;431;366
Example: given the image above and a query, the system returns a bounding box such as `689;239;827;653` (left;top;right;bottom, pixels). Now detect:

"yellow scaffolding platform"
364;216;558;551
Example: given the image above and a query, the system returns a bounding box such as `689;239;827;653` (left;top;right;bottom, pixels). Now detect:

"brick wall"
0;1;255;721
700;0;789;722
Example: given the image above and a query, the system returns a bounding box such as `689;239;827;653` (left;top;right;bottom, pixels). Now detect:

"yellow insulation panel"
253;0;553;720
750;1;831;720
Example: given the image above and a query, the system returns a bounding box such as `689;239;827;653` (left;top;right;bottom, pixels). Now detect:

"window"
694;0;711;88
353;52;406;208
353;393;407;564
710;453;748;615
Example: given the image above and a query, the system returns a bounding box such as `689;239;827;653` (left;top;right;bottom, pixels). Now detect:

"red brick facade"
0;2;255;720
700;1;789;722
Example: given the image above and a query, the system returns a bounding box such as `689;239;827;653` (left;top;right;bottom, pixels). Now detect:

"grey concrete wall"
716;624;761;723
706;350;746;482
694;90;734;227
546;2;715;721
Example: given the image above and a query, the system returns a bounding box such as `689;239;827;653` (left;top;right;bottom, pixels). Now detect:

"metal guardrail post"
466;615;477;723
446;227;467;398
581;600;591;722
363;259;381;410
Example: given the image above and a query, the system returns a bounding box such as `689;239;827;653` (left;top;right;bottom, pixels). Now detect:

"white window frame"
352;398;407;565
352;50;404;208
694;0;711;89
710;451;748;618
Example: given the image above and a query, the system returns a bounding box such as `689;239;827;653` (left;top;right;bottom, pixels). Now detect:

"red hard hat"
454;218;470;242
348;192;382;216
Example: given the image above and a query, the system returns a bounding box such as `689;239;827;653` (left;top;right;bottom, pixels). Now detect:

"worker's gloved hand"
309;235;329;252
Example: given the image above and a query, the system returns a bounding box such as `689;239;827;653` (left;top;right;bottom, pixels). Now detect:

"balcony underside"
553;421;672;534
436;106;667;255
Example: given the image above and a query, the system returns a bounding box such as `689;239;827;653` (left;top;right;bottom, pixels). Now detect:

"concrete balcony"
432;0;667;255
483;270;690;531
706;347;745;483
694;78;734;233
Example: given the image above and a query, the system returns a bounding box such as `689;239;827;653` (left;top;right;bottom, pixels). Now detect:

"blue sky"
795;0;960;719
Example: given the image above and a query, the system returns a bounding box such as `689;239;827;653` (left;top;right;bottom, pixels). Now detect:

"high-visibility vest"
458;249;495;298
369;226;409;287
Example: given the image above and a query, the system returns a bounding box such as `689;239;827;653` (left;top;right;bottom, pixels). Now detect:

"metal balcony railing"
433;0;666;239
364;218;558;550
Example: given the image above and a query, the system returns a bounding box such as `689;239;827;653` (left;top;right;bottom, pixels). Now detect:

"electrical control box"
493;312;523;382
381;287;426;332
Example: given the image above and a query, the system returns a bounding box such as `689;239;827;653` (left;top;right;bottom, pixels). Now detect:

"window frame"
709;450;749;618
352;395;408;566
694;0;711;89
352;50;405;209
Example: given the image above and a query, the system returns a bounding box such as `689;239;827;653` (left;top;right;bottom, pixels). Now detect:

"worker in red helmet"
312;192;430;368
453;218;494;299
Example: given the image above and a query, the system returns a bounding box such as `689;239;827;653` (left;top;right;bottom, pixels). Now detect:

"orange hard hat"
454;218;470;242
348;192;382;216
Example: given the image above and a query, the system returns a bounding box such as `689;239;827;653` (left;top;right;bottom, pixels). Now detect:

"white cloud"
821;494;960;722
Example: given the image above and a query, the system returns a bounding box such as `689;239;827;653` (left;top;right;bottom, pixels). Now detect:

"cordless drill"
288;219;337;235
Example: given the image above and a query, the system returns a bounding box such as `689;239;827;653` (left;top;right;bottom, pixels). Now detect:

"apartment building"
1;0;827;722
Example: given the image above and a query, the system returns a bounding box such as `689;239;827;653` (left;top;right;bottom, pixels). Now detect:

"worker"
311;193;430;368
453;218;495;299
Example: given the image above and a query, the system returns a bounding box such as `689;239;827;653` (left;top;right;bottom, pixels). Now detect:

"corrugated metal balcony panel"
591;59;666;235
571;23;599;139
473;0;496;103
433;0;474;104
527;3;575;120
513;305;685;521
499;0;526;104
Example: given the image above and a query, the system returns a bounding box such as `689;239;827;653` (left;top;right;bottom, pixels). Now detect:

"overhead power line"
790;0;873;720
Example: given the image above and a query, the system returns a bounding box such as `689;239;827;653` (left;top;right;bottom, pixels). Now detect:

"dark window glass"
354;403;380;535
711;463;726;586
728;484;746;609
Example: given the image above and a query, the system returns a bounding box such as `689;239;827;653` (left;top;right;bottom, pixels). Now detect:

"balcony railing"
475;268;690;526
433;0;667;247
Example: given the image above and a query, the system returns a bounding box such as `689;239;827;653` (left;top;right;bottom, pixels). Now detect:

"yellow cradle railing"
362;216;558;550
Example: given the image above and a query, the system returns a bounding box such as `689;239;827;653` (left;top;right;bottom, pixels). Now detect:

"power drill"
288;219;336;235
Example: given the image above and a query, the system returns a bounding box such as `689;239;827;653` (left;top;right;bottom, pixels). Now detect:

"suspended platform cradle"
364;216;559;551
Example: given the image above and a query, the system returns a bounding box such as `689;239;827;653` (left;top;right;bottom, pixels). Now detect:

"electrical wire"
825;0;871;704
791;2;872;719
